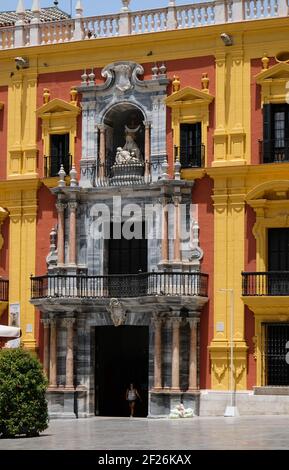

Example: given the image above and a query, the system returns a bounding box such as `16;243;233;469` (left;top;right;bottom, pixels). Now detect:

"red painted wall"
251;57;275;165
245;204;257;389
0;86;8;180
37;70;84;177
35;184;57;358
193;175;214;389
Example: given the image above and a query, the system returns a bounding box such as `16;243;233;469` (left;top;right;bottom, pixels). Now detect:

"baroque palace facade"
1;0;289;417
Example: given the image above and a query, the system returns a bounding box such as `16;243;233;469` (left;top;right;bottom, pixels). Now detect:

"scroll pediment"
36;98;81;118
166;86;214;107
255;63;289;83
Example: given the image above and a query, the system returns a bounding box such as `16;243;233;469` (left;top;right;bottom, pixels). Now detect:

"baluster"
267;0;271;15
253;0;258;18
197;7;202;24
204;7;209;24
108;18;113;36
144;13;149;33
65;23;70;42
5;31;9;49
246;1;251;18
156;12;161;31
95;19;100;37
138;14;142;33
210;6;214;23
273;0;278;16
163;12;167;30
260;0;264;16
131;16;136;34
115;18;120;36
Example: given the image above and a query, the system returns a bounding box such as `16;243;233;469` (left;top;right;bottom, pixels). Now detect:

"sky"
0;0;204;17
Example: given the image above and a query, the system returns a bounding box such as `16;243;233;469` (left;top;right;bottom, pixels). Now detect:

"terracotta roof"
0;7;70;27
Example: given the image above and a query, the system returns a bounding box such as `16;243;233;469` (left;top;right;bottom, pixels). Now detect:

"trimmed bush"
0;348;48;438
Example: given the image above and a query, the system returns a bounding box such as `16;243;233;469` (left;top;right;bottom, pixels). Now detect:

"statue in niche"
114;113;143;165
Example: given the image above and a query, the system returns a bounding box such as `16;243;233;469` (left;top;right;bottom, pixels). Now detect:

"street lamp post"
219;288;239;417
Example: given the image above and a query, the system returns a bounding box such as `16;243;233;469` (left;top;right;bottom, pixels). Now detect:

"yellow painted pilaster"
213;50;227;166
4;181;39;351
7;70;38;179
209;172;248;390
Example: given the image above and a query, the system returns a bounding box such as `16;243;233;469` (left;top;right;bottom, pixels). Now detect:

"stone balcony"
30;271;208;314
1;0;288;51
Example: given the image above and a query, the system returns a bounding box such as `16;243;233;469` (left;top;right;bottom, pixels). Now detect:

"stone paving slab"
1;416;289;450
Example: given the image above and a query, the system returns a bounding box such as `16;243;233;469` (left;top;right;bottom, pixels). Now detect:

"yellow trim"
37;98;81;173
255;62;289;106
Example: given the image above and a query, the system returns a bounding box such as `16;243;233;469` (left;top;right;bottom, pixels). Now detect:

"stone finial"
88;69;95;85
81;69;88;85
46;226;58;268
201;72;209;92
43;88;50;104
172;75;180;93
16;0;25;24
58;165;66;187
174;155;181;181
75;0;84;16
31;0;40;13
159;63;167;78
16;0;25;14
152;63;159;80
69;165;78;187
161;156;169;180
121;0;131;12
70;86;78;104
262;53;269;70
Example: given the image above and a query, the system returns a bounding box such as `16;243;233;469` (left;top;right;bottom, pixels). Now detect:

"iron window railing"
174;144;205;169
242;272;289;296
0;279;9;302
31;272;208;299
259;139;289;164
44;154;72;178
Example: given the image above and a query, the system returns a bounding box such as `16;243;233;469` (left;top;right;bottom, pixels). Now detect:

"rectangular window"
262;104;289;163
179;123;203;168
45;133;70;177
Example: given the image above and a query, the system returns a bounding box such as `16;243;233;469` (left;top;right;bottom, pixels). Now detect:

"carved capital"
187;317;200;328
68;201;78;211
41;318;51;328
56;202;66;213
62;317;76;328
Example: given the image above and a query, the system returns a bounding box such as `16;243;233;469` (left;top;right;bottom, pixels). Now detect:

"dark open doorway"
95;326;149;417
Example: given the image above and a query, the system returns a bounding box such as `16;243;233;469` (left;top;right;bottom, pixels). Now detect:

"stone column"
161;197;169;263
173;195;181;263
41;318;50;379
153;317;162;390
68;201;77;266
171;317;181;391
56;201;66;266
49;318;57;388
64;317;75;389
144;121;151;178
188;318;199;391
98;125;106;178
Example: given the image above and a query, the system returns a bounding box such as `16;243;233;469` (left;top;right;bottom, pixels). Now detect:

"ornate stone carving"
107;298;126;326
172;75;180;93
43;88;50;104
189;220;203;263
46;226;58;268
212;362;227;382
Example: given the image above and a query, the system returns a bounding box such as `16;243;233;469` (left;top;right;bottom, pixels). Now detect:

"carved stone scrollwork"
107;298;126;327
212;362;227;382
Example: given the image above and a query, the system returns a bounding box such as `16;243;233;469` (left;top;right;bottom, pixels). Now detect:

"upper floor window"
262;103;289;163
178;123;204;169
45;133;71;177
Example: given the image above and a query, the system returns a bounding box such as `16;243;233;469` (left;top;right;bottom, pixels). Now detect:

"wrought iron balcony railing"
44;154;72;178
259;139;289;164
242;272;289;296
0;279;9;302
174;144;205;169
31;272;208;300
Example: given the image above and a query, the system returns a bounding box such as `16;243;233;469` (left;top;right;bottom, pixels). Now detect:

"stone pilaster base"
209;341;248;390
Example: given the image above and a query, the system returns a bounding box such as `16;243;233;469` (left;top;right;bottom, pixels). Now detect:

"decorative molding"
106;298;126;327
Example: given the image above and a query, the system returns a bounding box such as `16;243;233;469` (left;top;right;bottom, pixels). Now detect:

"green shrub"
0;348;48;438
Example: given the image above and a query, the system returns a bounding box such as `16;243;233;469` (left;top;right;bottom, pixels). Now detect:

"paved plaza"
1;415;289;450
